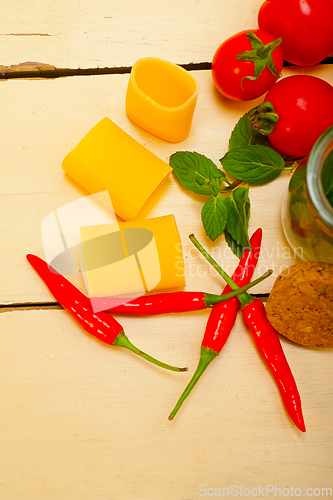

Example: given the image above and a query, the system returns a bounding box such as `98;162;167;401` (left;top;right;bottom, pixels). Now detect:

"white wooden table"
1;2;332;499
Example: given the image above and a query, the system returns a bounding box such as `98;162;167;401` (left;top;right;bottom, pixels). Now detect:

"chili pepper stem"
189;234;255;308
204;269;272;307
101;278;271;316
168;346;218;420
112;331;188;372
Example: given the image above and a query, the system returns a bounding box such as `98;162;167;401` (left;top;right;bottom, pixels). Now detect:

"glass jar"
281;125;333;263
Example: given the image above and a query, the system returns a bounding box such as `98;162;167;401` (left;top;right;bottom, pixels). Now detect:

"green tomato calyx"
236;31;282;87
248;101;280;136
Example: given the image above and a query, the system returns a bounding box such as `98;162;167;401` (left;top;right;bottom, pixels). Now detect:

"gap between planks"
0;61;211;79
0;295;269;313
0;302;62;313
1;58;332;80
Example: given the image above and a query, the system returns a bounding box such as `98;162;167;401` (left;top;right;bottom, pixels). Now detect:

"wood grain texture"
0;0;264;71
1;65;333;304
1;308;332;499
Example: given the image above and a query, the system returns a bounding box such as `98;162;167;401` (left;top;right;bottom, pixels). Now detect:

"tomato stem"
248;101;280;135
236;31;282;87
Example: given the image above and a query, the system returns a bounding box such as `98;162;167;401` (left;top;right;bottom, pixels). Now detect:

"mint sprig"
170;151;251;252
169;108;296;256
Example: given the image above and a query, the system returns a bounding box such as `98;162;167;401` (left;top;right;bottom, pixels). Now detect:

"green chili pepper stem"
168;346;218;420
113;331;188;372
189;234;254;308
204;269;272;307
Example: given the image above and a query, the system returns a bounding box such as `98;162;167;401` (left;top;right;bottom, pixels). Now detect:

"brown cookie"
266;262;333;348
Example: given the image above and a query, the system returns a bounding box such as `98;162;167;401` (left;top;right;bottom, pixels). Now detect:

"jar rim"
307;125;333;232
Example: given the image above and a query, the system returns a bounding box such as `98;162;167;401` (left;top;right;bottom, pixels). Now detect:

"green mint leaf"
170;151;227;196
224;186;251;251
210;178;220;197
229;108;270;149
201;194;227;241
220;145;284;184
224;229;248;259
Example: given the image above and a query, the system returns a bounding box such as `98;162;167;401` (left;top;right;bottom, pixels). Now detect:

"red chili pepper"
168;228;262;420
94;291;236;315
92;273;269;316
188;235;306;432
241;298;306;432
26;253;187;372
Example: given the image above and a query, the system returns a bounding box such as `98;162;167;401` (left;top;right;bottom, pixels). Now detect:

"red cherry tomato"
258;0;333;66
264;75;333;158
211;29;283;101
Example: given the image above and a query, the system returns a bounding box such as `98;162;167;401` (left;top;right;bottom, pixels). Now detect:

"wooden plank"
0;308;332;499
0;0;264;71
1;64;333;304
